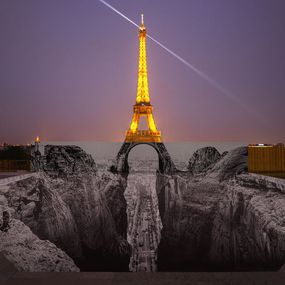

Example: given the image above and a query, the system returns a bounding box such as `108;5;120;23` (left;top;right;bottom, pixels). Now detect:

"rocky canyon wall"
0;145;131;271
157;147;285;271
0;218;79;272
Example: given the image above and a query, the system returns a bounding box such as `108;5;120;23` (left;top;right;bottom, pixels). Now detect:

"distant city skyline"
0;0;285;144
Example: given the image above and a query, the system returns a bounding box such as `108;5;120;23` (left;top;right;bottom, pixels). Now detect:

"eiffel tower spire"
125;14;161;143
136;13;149;104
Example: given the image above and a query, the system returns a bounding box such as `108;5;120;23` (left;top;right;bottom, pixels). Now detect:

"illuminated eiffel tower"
126;14;161;143
113;15;175;174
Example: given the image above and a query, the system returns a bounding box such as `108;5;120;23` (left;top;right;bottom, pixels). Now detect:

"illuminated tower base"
125;103;161;143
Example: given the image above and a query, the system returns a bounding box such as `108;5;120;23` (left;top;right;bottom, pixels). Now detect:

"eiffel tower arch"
114;141;176;174
112;15;176;175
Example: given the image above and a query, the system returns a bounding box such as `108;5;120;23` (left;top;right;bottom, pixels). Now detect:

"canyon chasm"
0;145;284;272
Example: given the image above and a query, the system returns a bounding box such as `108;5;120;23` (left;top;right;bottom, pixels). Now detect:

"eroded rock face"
188;146;221;174
0;218;79;272
44;145;97;177
209;175;285;270
3;175;81;259
0;145;131;271
157;146;285;271
207;146;248;181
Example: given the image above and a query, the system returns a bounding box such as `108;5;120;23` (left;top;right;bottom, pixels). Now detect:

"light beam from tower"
98;0;265;122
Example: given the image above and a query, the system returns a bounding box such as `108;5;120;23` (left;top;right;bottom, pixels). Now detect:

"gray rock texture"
188;146;221;174
0;145;131;271
207;146;248;180
157;146;285;271
44;145;97;177
0;218;79;272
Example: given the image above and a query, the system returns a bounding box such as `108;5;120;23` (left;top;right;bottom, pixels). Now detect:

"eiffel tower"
113;15;176;174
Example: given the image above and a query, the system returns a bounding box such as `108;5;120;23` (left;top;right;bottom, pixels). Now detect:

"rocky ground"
157;146;285;271
1;144;284;272
0;145;131;272
0;218;79;272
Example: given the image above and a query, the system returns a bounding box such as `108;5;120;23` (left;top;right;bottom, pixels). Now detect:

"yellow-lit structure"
35;136;40;153
248;144;285;175
125;14;161;143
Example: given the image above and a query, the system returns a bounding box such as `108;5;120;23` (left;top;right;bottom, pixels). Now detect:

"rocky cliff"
157;146;285;271
188;146;221;174
0;145;131;271
0;218;79;272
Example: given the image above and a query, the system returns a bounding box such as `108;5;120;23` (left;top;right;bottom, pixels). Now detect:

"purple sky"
0;0;285;144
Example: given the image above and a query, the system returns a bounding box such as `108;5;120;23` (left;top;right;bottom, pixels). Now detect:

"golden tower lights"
125;14;161;143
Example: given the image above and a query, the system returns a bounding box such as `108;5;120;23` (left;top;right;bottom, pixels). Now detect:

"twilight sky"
0;0;284;144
